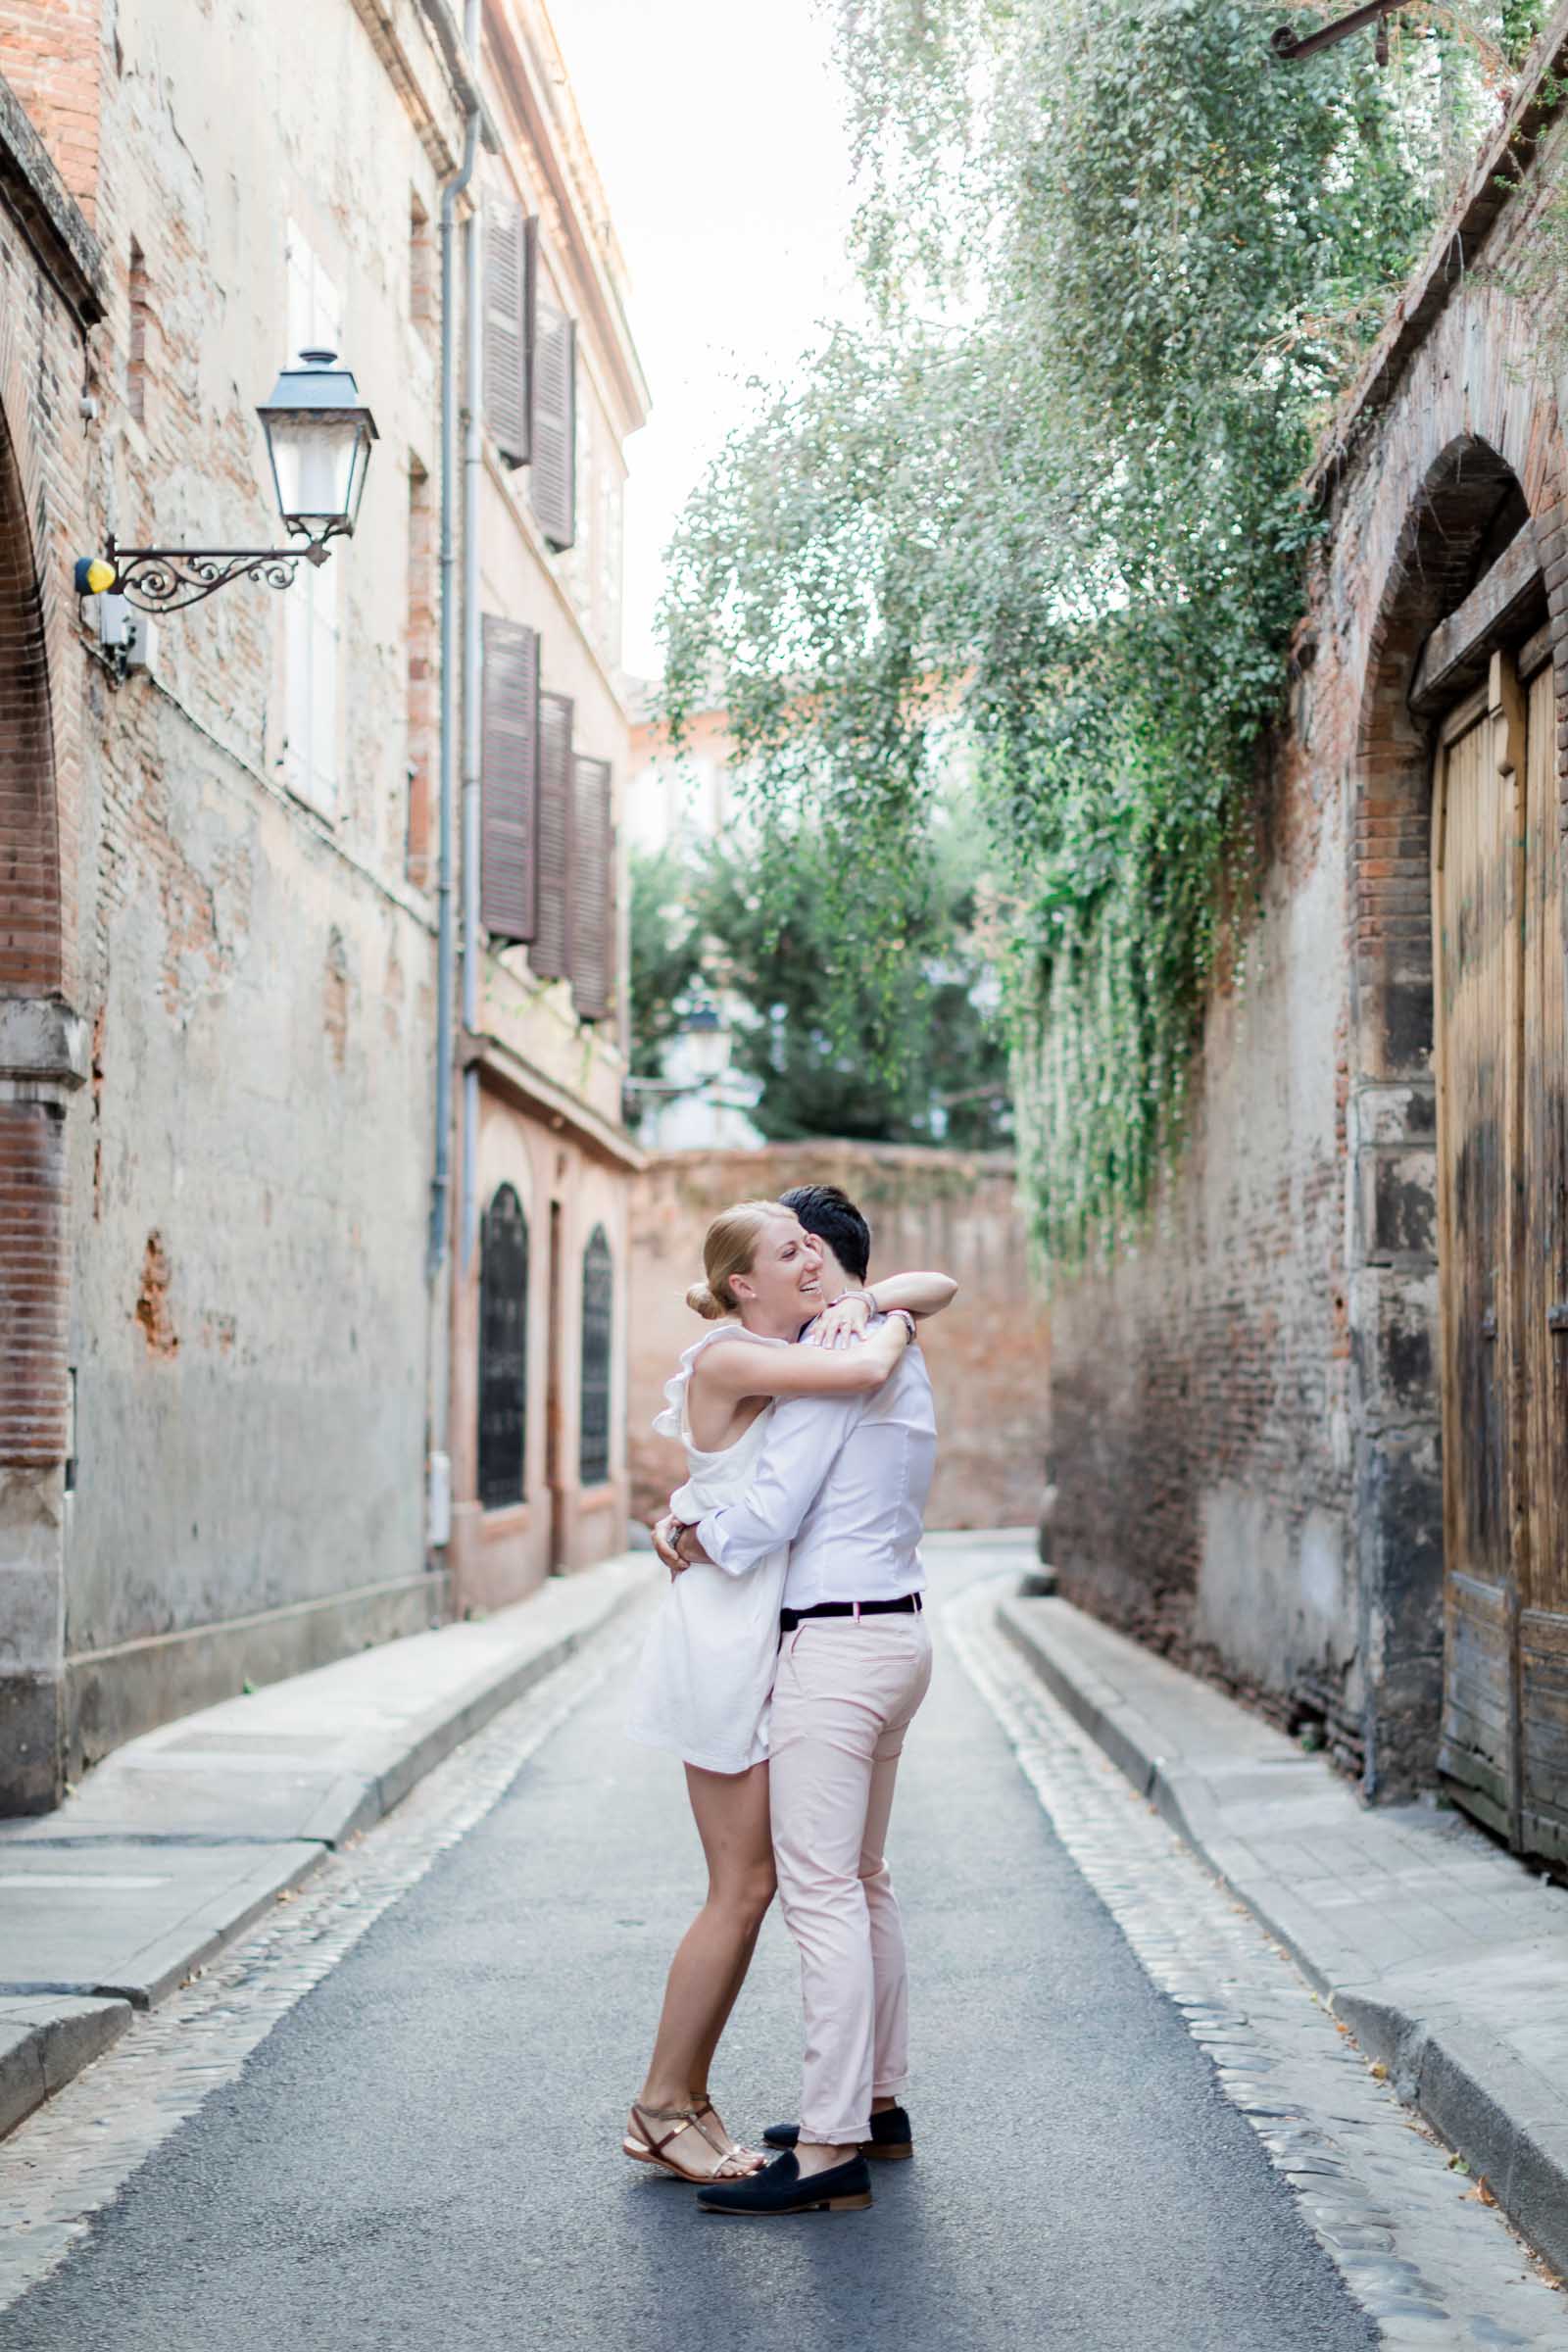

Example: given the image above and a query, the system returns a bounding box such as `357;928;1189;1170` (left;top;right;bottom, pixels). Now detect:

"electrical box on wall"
82;592;157;677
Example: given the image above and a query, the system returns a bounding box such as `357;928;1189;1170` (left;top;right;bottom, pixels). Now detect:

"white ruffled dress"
625;1325;792;1776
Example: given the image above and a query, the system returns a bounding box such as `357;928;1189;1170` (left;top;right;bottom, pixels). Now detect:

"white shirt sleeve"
691;1389;866;1576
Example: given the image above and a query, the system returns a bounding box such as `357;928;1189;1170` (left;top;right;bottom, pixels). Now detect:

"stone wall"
629;1145;1050;1534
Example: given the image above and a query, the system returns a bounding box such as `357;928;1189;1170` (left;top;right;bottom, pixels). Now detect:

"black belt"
779;1594;923;1631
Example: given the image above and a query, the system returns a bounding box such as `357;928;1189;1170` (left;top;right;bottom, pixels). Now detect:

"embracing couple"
623;1182;956;2219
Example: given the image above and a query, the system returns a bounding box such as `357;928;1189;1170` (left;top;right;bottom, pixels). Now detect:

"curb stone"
0;1997;133;2141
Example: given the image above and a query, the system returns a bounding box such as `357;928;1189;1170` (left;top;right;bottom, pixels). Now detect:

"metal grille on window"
478;1184;528;1509
579;1224;612;1487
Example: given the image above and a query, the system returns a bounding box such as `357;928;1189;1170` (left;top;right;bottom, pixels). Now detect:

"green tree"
660;0;1509;1257
690;814;1010;1149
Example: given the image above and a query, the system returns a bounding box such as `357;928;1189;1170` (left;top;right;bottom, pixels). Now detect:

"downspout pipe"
428;11;481;1283
459;0;484;1278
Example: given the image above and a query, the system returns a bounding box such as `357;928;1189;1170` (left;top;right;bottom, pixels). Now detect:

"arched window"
579;1224;613;1487
478;1184;528;1509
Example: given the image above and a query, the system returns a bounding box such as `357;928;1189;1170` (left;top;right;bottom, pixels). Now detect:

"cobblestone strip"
948;1580;1567;2352
0;1623;641;2316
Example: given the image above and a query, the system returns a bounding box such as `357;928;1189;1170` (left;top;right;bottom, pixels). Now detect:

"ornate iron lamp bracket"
102;531;330;614
1272;2;1404;65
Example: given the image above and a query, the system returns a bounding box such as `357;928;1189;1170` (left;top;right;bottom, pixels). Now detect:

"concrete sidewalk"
999;1580;1568;2279
0;1552;654;2142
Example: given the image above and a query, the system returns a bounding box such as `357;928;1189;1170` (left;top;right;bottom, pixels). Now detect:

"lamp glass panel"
267;414;361;526
342;427;372;530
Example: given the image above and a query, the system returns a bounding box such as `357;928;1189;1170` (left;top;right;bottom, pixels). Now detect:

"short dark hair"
778;1183;871;1284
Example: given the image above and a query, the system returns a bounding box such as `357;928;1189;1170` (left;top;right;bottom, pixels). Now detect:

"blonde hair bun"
684;1198;790;1321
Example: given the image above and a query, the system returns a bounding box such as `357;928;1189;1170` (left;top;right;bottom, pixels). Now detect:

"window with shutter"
531;305;577;551
532;692;573;981
569;755;613;1022
484;204;534;468
480;615;539;944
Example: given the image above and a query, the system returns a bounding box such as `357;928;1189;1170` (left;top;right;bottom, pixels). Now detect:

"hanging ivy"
661;0;1514;1262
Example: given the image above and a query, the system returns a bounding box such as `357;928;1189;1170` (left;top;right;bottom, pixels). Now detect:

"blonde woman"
623;1197;954;2186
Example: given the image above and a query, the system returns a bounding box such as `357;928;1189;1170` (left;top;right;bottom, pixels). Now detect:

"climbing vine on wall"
660;0;1522;1261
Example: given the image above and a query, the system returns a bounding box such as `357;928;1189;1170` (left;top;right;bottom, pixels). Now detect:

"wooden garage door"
1519;653;1568;1859
1433;648;1568;1860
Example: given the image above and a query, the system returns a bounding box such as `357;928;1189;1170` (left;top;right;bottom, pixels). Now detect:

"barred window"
478;1185;528;1509
579;1224;612;1487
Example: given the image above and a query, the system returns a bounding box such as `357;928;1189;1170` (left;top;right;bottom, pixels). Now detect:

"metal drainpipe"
428;33;480;1283
459;0;484;1281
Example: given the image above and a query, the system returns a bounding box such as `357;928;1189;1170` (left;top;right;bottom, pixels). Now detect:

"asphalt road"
0;1563;1376;2352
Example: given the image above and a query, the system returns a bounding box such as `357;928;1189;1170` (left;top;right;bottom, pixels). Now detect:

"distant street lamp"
75;350;379;614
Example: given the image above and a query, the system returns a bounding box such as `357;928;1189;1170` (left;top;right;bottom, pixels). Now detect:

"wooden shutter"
480;615;539;944
569;755;612;1021
532;692;573;980
485;205;535;469
531;306;577;551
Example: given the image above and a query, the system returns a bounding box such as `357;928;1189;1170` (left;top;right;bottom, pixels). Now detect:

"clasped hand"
652;1512;710;1580
805;1291;872;1350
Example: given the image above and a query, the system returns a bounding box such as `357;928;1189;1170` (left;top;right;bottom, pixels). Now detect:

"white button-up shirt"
676;1330;937;1610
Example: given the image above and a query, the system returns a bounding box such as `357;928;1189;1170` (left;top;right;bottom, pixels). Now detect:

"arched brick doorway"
0;387;71;1812
1350;434;1564;1846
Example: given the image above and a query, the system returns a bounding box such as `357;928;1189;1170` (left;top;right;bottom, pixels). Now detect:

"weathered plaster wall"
46;0;459;1774
628;1145;1050;1535
447;1101;631;1610
0;0;646;1804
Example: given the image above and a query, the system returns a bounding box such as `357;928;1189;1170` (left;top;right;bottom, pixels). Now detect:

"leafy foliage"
628;814;1011;1149
660;0;1510;1258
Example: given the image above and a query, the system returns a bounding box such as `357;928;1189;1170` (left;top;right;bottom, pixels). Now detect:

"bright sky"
554;0;861;679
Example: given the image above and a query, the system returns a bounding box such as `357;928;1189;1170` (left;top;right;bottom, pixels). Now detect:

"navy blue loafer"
762;2104;913;2161
698;2150;872;2216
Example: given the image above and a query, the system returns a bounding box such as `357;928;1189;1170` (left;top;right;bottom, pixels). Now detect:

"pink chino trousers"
767;1611;934;2147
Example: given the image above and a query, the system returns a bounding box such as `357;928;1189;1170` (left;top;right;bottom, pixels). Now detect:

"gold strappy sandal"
623;2101;762;2184
695;2097;761;2175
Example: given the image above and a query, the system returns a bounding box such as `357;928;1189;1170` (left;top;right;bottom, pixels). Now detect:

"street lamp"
256;350;377;547
75;350;379;614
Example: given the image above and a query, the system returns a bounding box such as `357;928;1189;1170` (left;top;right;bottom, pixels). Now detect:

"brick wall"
1049;775;1362;1762
1046;106;1568;1797
0;415;61;999
0;0;101;219
629;1144;1051;1534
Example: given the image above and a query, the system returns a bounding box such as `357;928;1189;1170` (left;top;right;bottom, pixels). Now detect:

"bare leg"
690;1928;761;2105
633;1760;775;2173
